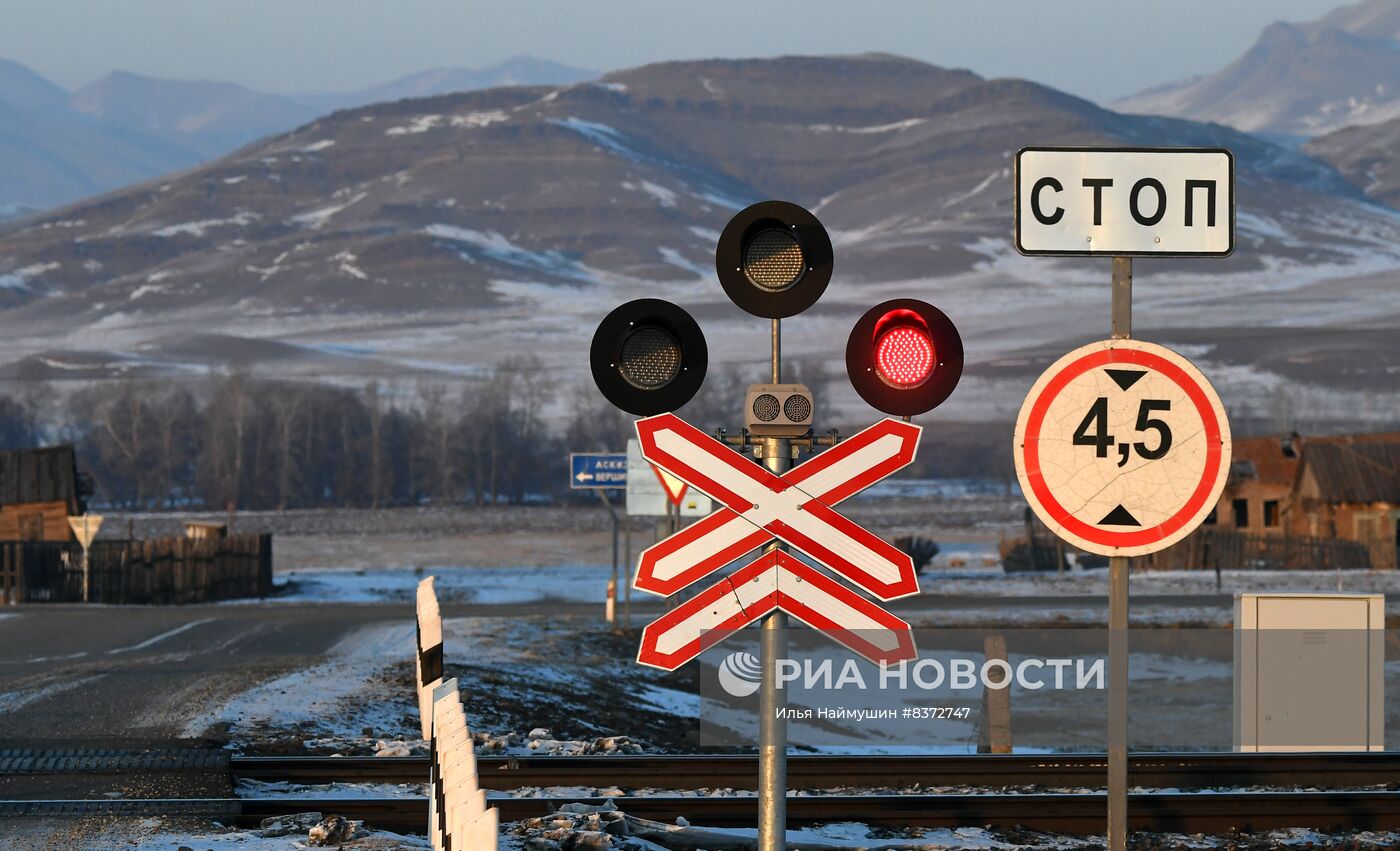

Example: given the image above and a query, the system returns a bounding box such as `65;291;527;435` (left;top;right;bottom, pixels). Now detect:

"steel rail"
9;791;1400;834
226;752;1400;790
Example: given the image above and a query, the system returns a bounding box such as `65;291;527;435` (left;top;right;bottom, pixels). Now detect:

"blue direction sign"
569;453;628;489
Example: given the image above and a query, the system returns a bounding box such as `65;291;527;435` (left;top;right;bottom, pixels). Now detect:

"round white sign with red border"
1013;339;1232;557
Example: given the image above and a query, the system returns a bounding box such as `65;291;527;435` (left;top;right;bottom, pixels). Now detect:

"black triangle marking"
1099;505;1141;527
1105;368;1146;391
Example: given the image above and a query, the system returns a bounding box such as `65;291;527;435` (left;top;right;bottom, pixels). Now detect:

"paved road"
0;593;1229;749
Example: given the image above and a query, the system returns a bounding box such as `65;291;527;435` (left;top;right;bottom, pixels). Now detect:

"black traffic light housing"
715;200;833;319
590;298;708;416
846;299;963;417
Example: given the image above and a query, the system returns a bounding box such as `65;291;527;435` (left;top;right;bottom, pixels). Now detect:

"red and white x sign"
634;414;922;600
638;549;916;670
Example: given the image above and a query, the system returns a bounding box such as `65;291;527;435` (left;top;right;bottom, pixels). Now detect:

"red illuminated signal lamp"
846;299;963;417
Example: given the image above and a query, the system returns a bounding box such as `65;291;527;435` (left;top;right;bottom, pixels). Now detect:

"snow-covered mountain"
0;54;1396;430
1114;0;1400;141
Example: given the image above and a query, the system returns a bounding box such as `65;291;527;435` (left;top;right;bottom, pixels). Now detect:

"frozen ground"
268;564;614;605
180;619;425;751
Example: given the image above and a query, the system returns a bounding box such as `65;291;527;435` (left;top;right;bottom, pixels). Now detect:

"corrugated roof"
1303;441;1400;504
0;445;79;506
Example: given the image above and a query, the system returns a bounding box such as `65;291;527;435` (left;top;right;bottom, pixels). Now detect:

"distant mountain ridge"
0;55;596;214
1114;0;1400;140
0;53;1395;429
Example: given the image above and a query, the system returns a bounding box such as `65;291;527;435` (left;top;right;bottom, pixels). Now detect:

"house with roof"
1214;432;1400;570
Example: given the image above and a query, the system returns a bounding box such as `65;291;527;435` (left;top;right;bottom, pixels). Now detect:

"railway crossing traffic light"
845;299;963;417
589;298;708;416
589;202;962;420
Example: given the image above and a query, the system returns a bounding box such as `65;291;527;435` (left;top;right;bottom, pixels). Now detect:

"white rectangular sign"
1015;147;1233;257
625;438;711;517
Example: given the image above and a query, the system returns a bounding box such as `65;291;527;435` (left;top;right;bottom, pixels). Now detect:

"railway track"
236;751;1400;789
8;790;1400;834
6;749;1400;790
8;749;1400;834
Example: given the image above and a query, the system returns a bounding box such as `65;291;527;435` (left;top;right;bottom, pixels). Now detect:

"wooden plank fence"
1139;528;1372;572
0;533;272;604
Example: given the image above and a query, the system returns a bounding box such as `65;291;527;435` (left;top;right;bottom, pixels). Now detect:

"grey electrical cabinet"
1234;593;1384;752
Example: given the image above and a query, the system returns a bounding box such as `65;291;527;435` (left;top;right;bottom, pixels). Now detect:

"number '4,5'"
1073;398;1173;466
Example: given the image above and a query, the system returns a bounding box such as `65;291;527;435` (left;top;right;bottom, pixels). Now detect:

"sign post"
1014;147;1234;851
67;514;103;603
569;453;628;627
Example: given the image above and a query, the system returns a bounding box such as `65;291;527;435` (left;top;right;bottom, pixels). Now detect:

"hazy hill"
1114;0;1400;141
0;54;1396;429
296;56;597;114
71;71;320;159
0;56;595;214
1305;115;1400;208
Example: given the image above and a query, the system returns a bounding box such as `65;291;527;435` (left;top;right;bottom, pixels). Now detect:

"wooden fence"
0;533;272;604
1139;528;1372;572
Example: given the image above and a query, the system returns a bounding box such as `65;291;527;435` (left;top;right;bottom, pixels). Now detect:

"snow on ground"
268;564;612;605
919;563;1400;602
236;778;426;799
133;824;427;850
181;620;421;747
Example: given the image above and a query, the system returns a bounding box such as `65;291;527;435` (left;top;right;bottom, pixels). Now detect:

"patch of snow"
258;564;614;606
425;224;593;282
451;110;509;128
622;180;678;208
0;673;107;714
943;169;1008;208
180;620;414;739
548;117;644;162
808;118;926;134
333;250;369;280
301;139;336;152
222;175;247;184
658;247;708;278
687;225;720;243
128;283;168;300
132;825;426;850
236;778;425;799
290;192;367;229
152;211;258;238
385;114;444;135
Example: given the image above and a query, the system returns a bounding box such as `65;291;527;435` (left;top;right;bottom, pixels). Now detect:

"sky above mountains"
0;0;1347;104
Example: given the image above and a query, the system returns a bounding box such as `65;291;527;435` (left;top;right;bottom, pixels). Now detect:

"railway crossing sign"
638;549;917;670
1013;339;1232;557
1015;147;1234;257
632;413;923;670
569;453;628;489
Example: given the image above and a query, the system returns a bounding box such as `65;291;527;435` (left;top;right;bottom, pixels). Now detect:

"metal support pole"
771;318;781;384
759;437;789;851
758;317;787;851
1108;256;1131;851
